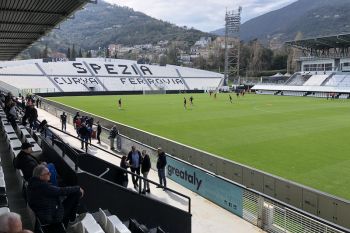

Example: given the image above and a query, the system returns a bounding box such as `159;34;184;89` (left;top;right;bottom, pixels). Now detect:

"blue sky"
105;0;298;32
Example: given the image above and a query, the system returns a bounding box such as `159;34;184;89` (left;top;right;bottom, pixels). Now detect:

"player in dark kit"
189;96;194;106
118;98;122;109
229;95;232;103
183;97;187;109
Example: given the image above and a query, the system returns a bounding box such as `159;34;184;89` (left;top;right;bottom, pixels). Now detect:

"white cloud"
104;0;297;32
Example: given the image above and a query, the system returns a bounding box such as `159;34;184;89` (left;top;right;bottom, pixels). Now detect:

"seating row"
70;208;166;233
0;108;9;208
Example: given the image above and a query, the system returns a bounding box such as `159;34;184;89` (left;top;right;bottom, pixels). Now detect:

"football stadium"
0;1;349;233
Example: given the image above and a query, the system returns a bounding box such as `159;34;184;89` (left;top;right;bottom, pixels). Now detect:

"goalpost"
142;89;167;95
143;84;167;95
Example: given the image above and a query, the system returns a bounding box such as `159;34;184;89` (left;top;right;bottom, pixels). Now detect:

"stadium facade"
253;34;350;98
0;58;224;95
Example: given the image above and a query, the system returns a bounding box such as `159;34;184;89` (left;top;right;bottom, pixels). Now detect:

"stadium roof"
285;33;350;51
0;0;96;61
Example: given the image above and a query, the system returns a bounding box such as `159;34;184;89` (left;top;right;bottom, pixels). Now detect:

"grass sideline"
49;93;350;200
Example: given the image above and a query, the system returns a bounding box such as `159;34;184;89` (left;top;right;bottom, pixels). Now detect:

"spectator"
127;146;142;190
60;112;67;131
120;155;130;188
78;123;89;151
73;112;80;129
75;117;82;135
8;101;18;129
27;104;38;130
96;121;102;144
156;147;167;191
37;119;48;134
87;124;92;144
109;125;118;150
141;150;151;194
27;165;84;227
13;143;39;182
35;97;39;108
14;142;58;185
0;212;22;233
21;96;25;109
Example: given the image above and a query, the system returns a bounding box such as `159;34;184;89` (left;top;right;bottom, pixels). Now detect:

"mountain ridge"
212;0;350;44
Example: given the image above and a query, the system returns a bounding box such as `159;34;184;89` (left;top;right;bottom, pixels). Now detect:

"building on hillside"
194;37;212;48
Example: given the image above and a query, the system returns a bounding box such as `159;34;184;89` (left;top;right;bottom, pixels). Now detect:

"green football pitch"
50;93;350;200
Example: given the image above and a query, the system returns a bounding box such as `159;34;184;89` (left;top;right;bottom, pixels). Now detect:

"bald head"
0;212;22;232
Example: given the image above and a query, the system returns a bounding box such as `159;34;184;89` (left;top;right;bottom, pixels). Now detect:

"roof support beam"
0;21;54;28
0;31;44;35
0;8;65;17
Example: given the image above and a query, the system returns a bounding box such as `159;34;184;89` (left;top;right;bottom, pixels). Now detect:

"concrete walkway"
37;107;264;233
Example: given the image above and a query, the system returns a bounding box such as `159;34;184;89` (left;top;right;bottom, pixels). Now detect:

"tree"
43;44;49;58
78;48;83;58
166;44;178;65
66;47;71;59
287;31;303;73
87;50;92;58
71;44;77;59
105;47;110;58
159;55;167;66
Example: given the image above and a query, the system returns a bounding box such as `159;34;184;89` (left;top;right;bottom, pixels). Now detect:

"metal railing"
43;124;191;213
37;96;349;233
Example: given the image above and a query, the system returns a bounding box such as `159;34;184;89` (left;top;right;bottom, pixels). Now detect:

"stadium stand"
303;74;330;86
253;34;350;98
0;58;224;94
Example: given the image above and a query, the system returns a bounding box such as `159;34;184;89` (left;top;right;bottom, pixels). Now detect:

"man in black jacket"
96;121;102;144
27;165;84;227
156;147;167;191
27;104;38;130
78;123;89;150
13;143;38;181
127;146;142;189
141;150;151;194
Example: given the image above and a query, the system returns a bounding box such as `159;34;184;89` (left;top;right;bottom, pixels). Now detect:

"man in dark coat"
96;121;102;144
27;104;38;130
156;147;167;191
13;143;38;181
141;150;151;194
27;165;84;227
126;146;142;189
60;112;67;131
78;123;89;150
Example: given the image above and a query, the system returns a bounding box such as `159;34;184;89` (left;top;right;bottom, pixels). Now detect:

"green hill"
35;0;211;52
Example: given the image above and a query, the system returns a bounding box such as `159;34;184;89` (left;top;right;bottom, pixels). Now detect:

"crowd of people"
0;92;173;233
72;112;95;150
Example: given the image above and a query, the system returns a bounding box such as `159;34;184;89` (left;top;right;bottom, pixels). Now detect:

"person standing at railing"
156;147;167;191
120;155;130;188
60;112;67;131
73;112;80;129
109;125;118;150
141;150;151;194
127;146;142;190
78;123;89;151
96;121;102;144
27;104;38;130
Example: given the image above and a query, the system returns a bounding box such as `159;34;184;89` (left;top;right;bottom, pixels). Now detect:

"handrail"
34;95;348;231
99;126;350;233
44;124;192;213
